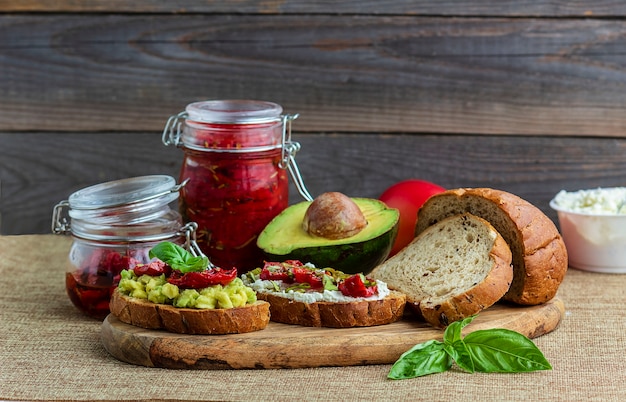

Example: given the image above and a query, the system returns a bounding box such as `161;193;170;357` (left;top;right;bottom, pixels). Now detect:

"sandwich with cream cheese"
242;260;406;328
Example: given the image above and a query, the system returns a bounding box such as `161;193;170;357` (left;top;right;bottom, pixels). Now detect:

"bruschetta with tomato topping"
109;242;270;334
242;260;406;328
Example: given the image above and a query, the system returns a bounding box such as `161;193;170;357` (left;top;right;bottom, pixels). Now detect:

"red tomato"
134;261;171;277
338;274;378;298
292;267;324;289
379;179;445;256
167;268;237;289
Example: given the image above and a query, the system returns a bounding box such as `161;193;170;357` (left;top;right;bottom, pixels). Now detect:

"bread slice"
370;213;513;328
415;188;568;305
255;290;406;328
109;289;270;334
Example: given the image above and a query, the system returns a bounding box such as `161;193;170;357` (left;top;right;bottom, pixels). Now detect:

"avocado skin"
257;198;399;274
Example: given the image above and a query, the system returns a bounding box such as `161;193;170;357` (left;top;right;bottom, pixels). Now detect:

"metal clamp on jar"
52;175;201;319
163;100;313;272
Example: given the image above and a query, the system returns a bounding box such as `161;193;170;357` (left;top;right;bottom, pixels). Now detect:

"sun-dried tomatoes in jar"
53;175;196;320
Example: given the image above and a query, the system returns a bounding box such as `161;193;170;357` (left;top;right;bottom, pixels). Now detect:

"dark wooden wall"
2;1;626;234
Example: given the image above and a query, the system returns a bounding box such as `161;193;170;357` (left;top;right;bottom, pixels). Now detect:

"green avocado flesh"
257;198;399;274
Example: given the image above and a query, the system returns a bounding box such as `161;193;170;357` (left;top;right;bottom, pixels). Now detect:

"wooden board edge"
100;297;565;370
465;297;566;339
101;314;157;368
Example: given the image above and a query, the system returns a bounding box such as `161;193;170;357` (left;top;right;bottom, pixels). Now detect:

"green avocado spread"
117;269;257;309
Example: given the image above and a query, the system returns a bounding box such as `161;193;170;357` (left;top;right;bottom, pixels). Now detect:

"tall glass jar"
52;175;200;320
163;100;311;273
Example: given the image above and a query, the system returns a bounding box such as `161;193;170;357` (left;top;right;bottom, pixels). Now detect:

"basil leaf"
387;313;552;380
463;328;552;373
388;340;452;380
149;242;208;273
443;316;475;373
444;340;474;373
443;315;475;344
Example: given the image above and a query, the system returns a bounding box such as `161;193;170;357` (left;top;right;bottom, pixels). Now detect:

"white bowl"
550;188;626;273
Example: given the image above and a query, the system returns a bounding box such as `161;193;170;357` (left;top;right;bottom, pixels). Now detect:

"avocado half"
257;198;399;274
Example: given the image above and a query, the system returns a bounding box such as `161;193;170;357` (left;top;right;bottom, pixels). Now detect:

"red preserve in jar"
52;175;199;319
163;100;310;273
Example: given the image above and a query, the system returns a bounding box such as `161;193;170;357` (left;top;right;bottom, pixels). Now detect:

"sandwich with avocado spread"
109;242;269;334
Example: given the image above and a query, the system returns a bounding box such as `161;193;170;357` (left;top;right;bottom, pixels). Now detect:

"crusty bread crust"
255;290;406;328
371;213;513;328
415;188;568;305
109;289;270;334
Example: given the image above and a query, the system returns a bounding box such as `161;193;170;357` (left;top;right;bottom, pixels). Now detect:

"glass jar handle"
51;200;71;234
280;114;314;201
162;111;187;147
179;221;226;269
178;222;203;256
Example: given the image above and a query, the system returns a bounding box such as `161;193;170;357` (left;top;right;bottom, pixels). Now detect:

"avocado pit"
302;192;368;240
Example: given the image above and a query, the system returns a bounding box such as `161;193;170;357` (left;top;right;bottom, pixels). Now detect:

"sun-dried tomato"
260;261;298;282
134;260;171;277
292;267;324;288
338;274;378;298
97;250;140;277
167;267;237;289
67;249;142;319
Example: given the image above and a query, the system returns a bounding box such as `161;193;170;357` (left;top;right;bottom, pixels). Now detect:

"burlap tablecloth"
1;234;624;401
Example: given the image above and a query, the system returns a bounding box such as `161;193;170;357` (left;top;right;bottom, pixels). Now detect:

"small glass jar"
52;175;199;320
163;100;311;273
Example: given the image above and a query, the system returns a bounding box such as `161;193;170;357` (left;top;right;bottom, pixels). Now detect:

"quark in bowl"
550;187;626;273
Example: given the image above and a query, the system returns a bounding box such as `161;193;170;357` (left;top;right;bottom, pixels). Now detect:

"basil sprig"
388;315;552;380
148;242;209;273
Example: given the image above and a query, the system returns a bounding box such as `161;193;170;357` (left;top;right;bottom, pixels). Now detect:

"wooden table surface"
1;234;625;401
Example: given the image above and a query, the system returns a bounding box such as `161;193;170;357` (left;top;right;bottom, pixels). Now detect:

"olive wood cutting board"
100;297;564;370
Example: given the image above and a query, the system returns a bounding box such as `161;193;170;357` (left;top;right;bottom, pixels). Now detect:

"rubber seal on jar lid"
68;175;179;210
185;100;283;124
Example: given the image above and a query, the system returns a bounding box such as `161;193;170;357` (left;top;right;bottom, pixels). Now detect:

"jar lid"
68;175;179;210
185;100;283;124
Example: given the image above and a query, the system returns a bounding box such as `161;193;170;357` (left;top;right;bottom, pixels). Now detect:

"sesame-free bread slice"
370;213;513;328
415;188;568;305
255;290;406;328
109;289;270;334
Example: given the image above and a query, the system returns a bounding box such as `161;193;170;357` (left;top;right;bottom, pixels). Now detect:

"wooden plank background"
1;1;625;234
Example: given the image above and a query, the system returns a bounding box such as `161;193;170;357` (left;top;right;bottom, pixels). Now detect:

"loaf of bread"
414;188;568;305
109;289;270;334
255;290;406;328
370;213;513;328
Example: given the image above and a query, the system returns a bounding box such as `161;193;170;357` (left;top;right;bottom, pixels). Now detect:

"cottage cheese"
552;187;626;215
245;278;391;303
